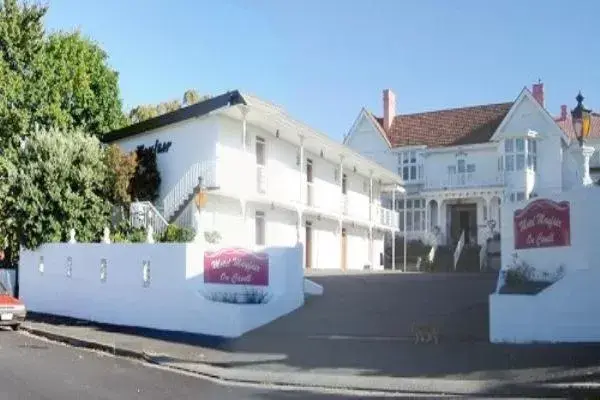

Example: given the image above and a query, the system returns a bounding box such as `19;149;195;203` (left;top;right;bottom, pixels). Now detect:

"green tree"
0;128;111;254
128;89;210;124
34;31;127;137
0;0;47;146
130;145;161;202
103;144;138;206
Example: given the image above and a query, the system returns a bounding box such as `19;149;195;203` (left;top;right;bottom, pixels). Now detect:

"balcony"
372;204;400;229
424;171;504;191
170;157;400;229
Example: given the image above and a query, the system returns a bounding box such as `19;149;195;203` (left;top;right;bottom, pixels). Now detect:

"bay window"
397;198;426;232
503;137;537;172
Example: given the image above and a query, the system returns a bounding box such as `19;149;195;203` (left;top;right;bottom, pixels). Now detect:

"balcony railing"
424;171;503;190
372;205;400;229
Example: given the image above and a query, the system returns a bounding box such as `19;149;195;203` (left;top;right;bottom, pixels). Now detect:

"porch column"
391;188;396;270
368;171;374;222
296;208;302;244
368;226;374;269
424;198;430;234
298;135;305;204
403;191;407;272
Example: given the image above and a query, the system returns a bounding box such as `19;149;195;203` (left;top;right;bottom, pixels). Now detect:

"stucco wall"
19;243;304;338
115;118;218;202
491;186;600;343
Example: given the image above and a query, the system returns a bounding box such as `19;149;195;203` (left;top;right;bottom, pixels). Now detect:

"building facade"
105;91;402;271
344;83;592;252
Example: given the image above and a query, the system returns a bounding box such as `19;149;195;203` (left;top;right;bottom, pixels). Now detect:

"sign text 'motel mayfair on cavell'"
203;248;269;286
514;199;571;250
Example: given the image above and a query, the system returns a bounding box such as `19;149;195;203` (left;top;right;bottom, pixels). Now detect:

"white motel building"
105;91;403;271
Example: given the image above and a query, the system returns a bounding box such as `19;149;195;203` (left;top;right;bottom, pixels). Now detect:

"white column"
241;106;248;151
298;136;305;203
403;191;407;272
368;172;373;222
391;188;396;270
582;145;595;186
368;226;373;269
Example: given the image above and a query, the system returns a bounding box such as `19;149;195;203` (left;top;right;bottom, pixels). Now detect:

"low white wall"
20;243;304;338
491;267;600;343
491;186;600;343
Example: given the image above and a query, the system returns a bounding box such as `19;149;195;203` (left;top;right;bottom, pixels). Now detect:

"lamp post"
570;92;595;186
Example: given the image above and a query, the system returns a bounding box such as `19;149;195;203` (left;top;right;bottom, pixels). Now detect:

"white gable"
344;109;396;172
491;89;569;144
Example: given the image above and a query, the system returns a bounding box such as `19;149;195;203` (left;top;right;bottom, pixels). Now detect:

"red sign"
514;199;571;250
204;248;269;286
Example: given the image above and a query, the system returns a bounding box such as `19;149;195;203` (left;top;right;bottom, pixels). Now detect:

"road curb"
19;324;598;397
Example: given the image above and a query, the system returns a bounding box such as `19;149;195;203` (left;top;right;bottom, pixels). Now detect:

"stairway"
455;245;482;272
431;246;454;272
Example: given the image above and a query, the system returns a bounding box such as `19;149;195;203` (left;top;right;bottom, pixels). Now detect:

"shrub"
129;145;161;202
159;224;195;243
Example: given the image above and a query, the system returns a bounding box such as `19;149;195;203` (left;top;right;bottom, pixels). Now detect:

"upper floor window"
397;151;423;182
503;138;536;172
448;159;475;174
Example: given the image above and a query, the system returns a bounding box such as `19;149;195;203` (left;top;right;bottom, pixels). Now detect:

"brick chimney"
383;89;396;132
532;82;544;107
560;104;567;120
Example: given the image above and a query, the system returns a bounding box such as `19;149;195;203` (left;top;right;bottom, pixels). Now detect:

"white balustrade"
425;172;503;190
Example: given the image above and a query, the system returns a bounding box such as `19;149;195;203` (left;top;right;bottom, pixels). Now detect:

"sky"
45;0;600;141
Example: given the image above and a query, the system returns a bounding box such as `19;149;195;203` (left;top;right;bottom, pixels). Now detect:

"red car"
0;281;25;330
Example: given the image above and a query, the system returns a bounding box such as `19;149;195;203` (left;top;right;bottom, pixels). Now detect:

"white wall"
216;115;375;219
345;113;395;172
20;242;304;338
424;146;500;189
115;118;218;202
492;186;600;343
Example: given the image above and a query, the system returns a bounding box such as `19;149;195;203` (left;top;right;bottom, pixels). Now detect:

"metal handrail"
130;201;169;235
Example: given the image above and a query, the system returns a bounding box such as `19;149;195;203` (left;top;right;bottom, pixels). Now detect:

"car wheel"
11;324;19;331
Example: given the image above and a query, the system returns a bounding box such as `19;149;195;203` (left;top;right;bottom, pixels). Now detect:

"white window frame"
397;198;426;232
504;137;536;172
397;151;423;182
255;211;266;246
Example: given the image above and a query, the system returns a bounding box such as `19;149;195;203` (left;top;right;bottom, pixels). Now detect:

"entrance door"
305;222;312;269
459;211;470;245
449;203;477;246
341;228;347;270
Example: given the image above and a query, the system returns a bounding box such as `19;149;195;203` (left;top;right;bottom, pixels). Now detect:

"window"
255;211;266;246
397;151;423;182
504;137;535;172
397;198;426;232
449;159;475;174
527;138;537;171
508;192;526;203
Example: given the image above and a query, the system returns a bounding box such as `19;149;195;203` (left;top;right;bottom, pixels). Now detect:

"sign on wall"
514;199;571;250
204;248;269;286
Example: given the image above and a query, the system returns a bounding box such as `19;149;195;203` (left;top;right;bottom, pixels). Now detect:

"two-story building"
344;83;585;252
105;91;403;271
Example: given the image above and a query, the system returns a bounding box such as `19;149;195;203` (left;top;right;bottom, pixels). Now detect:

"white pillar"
368;172;373;222
298;136;305;203
368;226;373;269
403;191;407;272
391;189;396;270
241;106;248;151
582;145;595;186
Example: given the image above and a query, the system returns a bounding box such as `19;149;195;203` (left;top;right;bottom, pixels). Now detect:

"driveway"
240;271;497;341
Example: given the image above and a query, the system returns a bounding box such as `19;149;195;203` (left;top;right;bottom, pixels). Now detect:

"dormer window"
397;150;423;182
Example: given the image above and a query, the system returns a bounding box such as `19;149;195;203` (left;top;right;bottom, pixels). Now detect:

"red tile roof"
373;102;513;148
555;113;600;140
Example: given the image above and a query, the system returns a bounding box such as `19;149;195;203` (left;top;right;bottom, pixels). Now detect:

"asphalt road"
0;330;397;400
